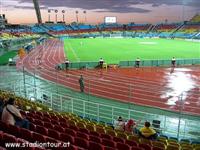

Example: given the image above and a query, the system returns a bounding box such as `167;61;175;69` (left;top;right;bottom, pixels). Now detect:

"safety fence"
58;58;200;69
0;66;200;141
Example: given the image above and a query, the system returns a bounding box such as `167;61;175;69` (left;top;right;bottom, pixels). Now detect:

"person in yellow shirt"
139;121;157;140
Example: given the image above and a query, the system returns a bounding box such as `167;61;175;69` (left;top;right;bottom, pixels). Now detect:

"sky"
1;0;200;24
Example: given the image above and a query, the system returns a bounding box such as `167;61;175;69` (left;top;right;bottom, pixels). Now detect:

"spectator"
135;57;140;68
114;116;125;131
65;59;70;70
1;97;30;129
99;58;104;69
125;119;141;134
171;57;176;67
139;121;157;140
79;75;84;92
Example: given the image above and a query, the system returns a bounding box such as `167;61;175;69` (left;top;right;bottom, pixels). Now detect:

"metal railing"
0;66;200;141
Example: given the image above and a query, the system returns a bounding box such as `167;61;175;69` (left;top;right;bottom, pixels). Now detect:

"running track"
17;39;200;116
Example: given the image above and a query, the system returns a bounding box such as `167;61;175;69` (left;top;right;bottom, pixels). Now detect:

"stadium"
0;0;200;149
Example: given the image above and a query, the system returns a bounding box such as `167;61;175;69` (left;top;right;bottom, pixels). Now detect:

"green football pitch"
64;38;200;64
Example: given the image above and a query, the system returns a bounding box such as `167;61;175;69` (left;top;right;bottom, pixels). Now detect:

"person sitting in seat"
1;97;30;129
114;116;125;131
125;119;141;134
139;121;157;140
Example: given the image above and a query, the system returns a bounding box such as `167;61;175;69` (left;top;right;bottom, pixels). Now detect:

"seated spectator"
139;121;157;140
125;119;141;134
114;116;125;131
1;97;29;129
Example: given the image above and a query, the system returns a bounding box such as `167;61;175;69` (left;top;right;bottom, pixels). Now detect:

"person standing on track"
99;58;104;69
65;59;70;70
171;57;176;67
135;57;140;68
79;75;84;92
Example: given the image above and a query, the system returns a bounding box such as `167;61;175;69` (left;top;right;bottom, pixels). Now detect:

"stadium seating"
1;90;200;150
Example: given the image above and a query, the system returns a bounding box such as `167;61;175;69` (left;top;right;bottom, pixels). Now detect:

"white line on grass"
67;41;80;62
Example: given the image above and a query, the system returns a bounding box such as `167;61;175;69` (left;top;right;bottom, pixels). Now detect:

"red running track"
17;39;200;116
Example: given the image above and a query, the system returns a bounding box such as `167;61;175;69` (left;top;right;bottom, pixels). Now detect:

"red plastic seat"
26;116;34;123
34;119;44;126
35;125;48;135
89;131;100;137
2;133;17;146
0;131;3;141
58;117;68;123
43;117;51;123
132;146;145;150
104;146;116;150
60;122;69;129
36;111;43;117
0;121;8;132
7;124;20;137
32;132;46;143
101;139;116;148
0;146;6;150
34;114;43;120
78;128;89;134
74;137;89;149
54;125;65;133
139;143;152;150
89;141;103;150
46;136;61;144
44;122;54;129
29;123;36;131
89;135;101;143
48;129;60;139
76;132;89;140
69;125;79;131
65;128;76;136
125;140;138;147
113;136;125;143
19;128;32;141
60;133;74;144
100;134;112;140
17;138;29;143
51;119;60;126
116;142;130;150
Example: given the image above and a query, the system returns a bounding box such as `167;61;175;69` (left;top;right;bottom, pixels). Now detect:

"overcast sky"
1;0;200;24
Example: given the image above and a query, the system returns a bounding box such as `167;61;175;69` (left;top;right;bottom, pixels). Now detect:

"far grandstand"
1;1;200;149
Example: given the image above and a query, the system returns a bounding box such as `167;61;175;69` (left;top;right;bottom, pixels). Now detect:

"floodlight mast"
33;0;42;24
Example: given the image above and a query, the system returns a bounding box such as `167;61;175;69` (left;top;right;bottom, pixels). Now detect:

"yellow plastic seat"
106;129;117;137
166;144;179;150
152;141;166;150
86;124;95;132
128;135;140;143
96;126;106;134
76;122;86;129
117;132;128;140
140;138;152;145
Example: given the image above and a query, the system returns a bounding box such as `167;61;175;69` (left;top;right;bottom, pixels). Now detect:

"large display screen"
104;17;117;24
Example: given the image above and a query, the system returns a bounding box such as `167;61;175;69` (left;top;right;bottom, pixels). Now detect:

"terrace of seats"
1;91;200;150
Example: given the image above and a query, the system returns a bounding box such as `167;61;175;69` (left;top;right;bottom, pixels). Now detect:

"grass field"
64;38;200;64
0;50;17;65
